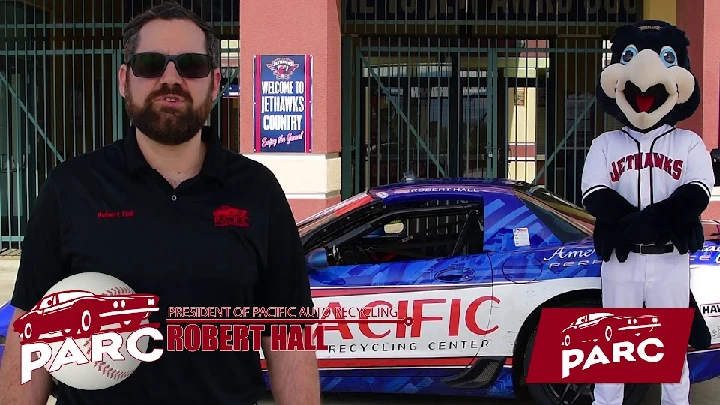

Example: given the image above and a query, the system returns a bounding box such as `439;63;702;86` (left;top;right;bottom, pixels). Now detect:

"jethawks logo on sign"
266;57;300;80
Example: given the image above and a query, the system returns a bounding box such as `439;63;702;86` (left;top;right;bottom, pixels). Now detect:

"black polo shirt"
11;126;315;405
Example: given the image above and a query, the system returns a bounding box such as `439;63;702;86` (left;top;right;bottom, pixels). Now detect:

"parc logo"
15;273;164;390
525;308;694;384
16;272;410;391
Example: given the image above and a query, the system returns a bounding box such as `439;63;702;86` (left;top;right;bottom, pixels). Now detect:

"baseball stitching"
80;285;139;381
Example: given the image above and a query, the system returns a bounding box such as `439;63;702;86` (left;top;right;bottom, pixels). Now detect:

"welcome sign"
253;54;313;153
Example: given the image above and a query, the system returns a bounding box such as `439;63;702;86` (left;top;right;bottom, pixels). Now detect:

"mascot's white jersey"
581;123;715;210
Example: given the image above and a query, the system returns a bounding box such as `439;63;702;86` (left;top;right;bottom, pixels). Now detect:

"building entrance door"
352;40;499;193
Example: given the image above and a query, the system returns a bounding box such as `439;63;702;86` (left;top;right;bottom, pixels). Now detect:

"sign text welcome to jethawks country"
345;0;639;23
254;55;313;153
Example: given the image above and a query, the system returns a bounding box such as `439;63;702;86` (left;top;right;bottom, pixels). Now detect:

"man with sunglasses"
0;2;320;405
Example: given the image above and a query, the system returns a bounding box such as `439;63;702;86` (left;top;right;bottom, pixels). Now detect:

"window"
301;194;384;252
57;291;93;303
329;201;484;266
37;295;56;310
519;187;594;243
298;193;376;239
522;198;589;244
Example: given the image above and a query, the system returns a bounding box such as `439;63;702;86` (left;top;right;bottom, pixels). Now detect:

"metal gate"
340;0;640;203
1;0;240;248
349;37;500;193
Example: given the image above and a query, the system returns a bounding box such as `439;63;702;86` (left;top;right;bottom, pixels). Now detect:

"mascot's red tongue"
636;94;655;112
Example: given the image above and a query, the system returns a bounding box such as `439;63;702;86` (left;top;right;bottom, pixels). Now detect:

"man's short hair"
122;1;220;69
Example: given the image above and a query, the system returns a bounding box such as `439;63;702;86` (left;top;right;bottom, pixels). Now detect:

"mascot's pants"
593;248;690;405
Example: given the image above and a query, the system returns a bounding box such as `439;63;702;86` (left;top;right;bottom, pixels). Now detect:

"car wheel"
522;300;650;405
24;322;32;339
81;310;92;333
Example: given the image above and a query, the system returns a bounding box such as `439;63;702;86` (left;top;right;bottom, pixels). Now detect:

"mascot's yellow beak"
600;48;695;131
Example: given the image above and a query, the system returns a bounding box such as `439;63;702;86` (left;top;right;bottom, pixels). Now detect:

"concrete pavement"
0;258;717;405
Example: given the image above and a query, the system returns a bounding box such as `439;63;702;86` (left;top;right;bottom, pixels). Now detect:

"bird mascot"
580;20;714;405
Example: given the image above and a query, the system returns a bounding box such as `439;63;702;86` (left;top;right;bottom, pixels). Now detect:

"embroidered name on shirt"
610;152;684;182
213;205;249;228
97;210;134;219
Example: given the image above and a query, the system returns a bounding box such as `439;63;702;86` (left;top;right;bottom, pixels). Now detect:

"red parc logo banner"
525;308;694;384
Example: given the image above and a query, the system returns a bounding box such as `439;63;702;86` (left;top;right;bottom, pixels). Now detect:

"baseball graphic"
39;272;153;390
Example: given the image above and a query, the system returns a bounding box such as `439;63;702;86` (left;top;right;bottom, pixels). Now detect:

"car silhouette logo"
560;312;661;347
12;289;160;344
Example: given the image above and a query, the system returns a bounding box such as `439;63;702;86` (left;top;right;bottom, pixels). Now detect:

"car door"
306;199;494;377
690;246;720;349
475;189;594;364
693;224;720;352
471;190;559;368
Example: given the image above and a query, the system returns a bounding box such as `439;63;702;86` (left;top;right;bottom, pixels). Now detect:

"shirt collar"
123;126;226;183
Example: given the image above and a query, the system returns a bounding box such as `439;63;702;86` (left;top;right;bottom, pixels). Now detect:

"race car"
1;177;719;405
293;178;720;405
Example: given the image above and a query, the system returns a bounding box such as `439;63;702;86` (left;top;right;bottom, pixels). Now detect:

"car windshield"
297;193;376;238
516;186;594;243
57;291;94;303
588;312;614;321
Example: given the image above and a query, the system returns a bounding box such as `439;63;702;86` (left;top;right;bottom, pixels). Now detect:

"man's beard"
125;81;214;146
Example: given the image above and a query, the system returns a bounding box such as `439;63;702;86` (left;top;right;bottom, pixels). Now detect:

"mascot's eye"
620;45;638;64
660;46;678;67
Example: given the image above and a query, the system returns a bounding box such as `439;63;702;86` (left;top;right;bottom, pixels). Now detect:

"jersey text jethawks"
610;152;684;182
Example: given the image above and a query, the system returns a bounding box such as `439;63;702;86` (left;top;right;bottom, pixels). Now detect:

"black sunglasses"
127;52;213;79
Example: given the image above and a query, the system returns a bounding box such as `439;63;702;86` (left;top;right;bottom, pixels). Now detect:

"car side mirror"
306;248;329;270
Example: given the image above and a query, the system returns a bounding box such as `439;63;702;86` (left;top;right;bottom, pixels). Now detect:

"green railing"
1;0;240;248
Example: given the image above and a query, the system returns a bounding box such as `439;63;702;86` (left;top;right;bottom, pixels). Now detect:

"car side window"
331;201;484;265
38;295;55;310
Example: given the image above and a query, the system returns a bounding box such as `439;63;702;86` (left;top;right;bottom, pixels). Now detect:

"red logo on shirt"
213;205;249;227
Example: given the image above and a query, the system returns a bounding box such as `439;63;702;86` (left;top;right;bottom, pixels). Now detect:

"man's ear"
118;64;128;98
212;68;222;100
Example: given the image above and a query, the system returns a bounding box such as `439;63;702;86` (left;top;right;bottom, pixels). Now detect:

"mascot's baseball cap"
633;20;672;30
617;19;693;70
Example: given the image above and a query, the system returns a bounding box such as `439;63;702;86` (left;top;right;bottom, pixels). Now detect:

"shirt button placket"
168;194;179;220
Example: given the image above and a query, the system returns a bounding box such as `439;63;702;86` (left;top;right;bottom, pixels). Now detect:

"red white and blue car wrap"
1;178;719;404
